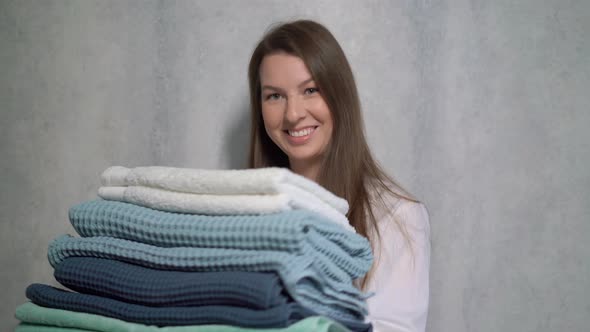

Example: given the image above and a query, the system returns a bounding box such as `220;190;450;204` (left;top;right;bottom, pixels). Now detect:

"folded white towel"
98;186;355;232
101;166;349;214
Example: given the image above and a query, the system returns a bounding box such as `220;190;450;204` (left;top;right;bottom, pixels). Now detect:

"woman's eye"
304;87;319;95
265;93;281;100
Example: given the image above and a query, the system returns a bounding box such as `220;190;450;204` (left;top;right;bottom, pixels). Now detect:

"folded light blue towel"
68;200;372;277
48;235;367;320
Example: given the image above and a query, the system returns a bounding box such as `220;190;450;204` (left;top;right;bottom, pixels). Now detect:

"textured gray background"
1;1;589;331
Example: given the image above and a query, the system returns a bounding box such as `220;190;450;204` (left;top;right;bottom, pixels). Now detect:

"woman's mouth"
284;126;318;144
288;127;316;137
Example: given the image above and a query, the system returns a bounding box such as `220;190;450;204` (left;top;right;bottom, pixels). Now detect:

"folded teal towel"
15;302;352;331
48;235;367;320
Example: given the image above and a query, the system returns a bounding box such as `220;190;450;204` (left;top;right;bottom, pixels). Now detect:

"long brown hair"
247;20;416;288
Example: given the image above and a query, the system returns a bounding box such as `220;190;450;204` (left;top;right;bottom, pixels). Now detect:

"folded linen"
101;166;348;214
15;302;354;332
26;284;312;328
98;186;354;231
48;235;367;320
69;200;372;271
54;257;287;308
16;325;89;332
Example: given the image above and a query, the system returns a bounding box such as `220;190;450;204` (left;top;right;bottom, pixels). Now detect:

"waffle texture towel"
54;257;287;308
15;302;354;332
68;200;371;270
48;235;367;320
26;284;312;328
101;166;348;213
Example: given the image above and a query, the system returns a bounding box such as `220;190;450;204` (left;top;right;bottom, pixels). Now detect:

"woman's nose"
285;96;306;123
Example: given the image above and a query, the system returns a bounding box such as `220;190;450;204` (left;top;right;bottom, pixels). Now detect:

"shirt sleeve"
365;200;431;332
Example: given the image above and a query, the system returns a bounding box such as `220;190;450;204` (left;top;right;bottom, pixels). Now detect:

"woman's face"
259;52;333;167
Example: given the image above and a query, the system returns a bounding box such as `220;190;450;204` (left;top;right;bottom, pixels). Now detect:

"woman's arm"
365;200;431;332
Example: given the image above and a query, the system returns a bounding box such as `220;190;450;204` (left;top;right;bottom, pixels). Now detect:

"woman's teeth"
288;127;315;137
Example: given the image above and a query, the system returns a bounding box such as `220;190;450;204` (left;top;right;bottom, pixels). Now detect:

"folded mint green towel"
14;323;88;332
16;324;89;332
15;302;351;332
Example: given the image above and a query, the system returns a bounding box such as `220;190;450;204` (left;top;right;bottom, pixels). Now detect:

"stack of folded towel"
15;166;374;332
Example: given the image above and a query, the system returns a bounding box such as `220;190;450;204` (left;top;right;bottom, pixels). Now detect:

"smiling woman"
247;20;431;332
259;52;334;180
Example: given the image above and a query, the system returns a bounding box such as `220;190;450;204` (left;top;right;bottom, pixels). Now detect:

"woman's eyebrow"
297;77;314;87
261;78;315;92
261;84;283;92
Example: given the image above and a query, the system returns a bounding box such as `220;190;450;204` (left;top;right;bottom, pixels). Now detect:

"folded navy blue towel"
26;284;311;328
54;257;288;309
48;235;368;321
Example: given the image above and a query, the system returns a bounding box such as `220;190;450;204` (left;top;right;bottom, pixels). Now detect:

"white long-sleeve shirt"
365;197;431;332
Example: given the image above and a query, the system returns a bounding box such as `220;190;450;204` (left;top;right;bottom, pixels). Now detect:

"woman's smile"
284;126;318;144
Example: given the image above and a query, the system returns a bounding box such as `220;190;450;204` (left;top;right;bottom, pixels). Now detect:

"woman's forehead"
259;53;313;86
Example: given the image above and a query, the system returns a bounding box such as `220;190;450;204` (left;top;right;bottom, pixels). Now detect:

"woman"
247;20;431;332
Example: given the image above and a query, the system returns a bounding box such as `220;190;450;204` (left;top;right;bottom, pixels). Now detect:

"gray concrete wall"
1;1;588;331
